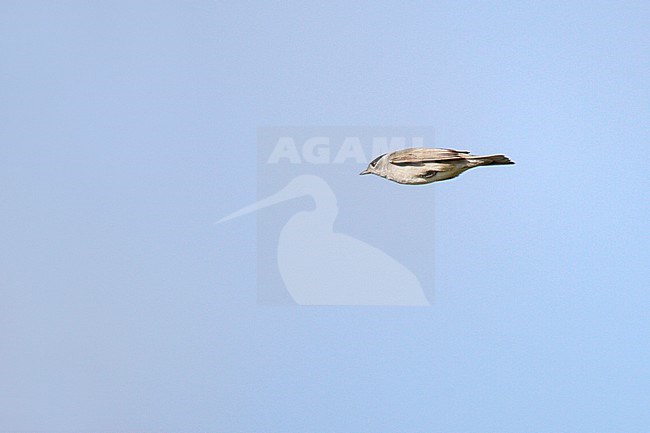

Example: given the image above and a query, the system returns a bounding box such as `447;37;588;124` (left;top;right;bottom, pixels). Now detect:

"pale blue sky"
1;1;649;432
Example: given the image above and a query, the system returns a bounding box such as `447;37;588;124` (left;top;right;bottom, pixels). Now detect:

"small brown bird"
360;147;514;185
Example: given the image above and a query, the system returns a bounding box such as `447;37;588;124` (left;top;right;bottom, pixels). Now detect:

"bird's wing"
388;148;471;165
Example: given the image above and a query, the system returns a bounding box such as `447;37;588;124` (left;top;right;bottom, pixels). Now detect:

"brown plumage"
360;147;514;185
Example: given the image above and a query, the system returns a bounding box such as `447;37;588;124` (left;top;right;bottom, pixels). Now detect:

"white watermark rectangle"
223;126;436;306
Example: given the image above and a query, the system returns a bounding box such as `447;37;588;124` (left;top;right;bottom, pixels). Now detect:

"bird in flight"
360;147;514;185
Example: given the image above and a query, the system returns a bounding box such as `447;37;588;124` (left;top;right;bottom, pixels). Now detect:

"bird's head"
360;153;388;177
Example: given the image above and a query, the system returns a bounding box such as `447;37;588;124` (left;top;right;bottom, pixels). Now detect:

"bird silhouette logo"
218;175;429;306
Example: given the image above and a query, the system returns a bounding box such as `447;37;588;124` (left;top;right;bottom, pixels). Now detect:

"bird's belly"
386;164;463;184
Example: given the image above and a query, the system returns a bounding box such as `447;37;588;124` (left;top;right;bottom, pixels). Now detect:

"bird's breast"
383;163;463;184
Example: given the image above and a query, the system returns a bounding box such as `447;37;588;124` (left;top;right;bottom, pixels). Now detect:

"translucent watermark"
266;135;425;164
219;127;436;306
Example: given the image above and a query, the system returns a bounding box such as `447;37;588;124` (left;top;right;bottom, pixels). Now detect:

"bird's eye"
369;154;385;167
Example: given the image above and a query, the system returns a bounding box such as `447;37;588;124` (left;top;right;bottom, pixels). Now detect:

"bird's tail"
470;154;515;166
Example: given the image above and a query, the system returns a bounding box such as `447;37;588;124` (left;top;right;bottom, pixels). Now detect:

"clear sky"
1;1;649;432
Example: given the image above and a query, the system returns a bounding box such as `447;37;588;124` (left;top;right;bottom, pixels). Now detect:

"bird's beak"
217;185;297;224
359;169;370;175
